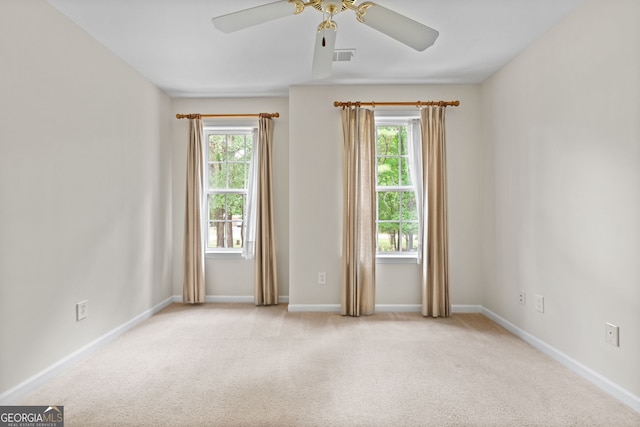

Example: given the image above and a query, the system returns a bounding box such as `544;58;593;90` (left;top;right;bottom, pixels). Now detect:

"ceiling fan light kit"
212;0;439;78
313;21;338;78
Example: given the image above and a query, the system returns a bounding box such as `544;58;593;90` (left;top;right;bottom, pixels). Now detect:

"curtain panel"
243;128;259;260
254;116;278;306
183;117;206;304
340;107;376;316
420;106;450;317
406;118;424;264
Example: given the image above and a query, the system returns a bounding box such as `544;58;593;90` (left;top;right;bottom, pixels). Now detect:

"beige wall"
170;86;483;307
170;97;290;299
0;0;172;396
288;84;484;307
481;0;640;397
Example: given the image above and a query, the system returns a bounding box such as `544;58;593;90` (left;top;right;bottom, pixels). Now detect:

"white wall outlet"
534;295;544;313
76;300;88;321
605;322;619;347
518;291;526;305
318;272;326;285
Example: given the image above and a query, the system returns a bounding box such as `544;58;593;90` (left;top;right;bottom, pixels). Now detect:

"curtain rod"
334;101;460;108
176;113;280;119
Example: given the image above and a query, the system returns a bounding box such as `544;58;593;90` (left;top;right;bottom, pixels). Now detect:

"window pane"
401;222;419;251
208;221;218;248
209;221;236;249
226;194;245;221
208;194;246;222
208;193;230;249
377;157;399;186
228;162;246;189
228;135;246;160
207;193;245;249
377;222;400;252
377;126;399;156
208;135;226;161
209;194;226;222
401;191;417;221
208;162;226;188
377;192;399;221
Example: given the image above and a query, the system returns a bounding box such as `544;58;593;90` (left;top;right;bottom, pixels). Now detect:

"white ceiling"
47;0;587;98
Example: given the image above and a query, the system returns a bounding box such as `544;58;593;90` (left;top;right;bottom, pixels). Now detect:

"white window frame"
203;124;256;257
374;115;420;263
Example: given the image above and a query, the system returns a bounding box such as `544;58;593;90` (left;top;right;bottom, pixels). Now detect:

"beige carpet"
21;303;640;426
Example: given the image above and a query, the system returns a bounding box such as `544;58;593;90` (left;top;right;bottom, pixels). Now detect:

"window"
375;118;419;257
205;126;255;252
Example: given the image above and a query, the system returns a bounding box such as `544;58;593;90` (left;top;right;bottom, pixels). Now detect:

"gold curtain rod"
176;113;280;119
334;101;460;108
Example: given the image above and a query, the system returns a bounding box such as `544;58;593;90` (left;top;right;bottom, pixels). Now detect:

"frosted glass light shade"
360;4;439;51
212;1;296;33
312;27;337;79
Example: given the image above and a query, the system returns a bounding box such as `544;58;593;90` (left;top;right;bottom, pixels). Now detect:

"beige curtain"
254;116;278;306
420;106;450;317
341;107;376;316
183;116;206;304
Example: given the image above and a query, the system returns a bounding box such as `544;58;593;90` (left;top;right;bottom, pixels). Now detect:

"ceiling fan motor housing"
312;0;355;14
324;0;341;14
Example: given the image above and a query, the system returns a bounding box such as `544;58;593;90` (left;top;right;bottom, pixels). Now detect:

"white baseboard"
287;304;341;313
0;296;174;405
287;303;482;314
451;304;483;313
207;295;255;303
481;307;640;413
172;295;290;304
376;304;422;312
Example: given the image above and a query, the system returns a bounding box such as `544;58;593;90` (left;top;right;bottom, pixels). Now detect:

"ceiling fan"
211;0;439;79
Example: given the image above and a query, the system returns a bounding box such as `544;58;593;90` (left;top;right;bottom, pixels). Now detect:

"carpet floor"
21;303;640;426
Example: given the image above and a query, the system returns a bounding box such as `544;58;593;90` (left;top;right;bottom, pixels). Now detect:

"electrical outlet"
318;272;326;285
605;322;619;347
534;295;544;313
518;291;526;305
76;300;87;321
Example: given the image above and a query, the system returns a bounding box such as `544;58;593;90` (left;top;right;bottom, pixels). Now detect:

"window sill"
376;254;420;264
205;251;244;260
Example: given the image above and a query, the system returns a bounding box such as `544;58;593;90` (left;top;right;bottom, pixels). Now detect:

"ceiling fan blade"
358;3;439;51
311;26;337;79
212;1;297;33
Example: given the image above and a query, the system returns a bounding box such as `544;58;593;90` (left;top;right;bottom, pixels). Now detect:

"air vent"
333;49;355;62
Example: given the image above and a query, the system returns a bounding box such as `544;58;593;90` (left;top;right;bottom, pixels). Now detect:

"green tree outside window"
376;125;418;253
207;132;253;249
